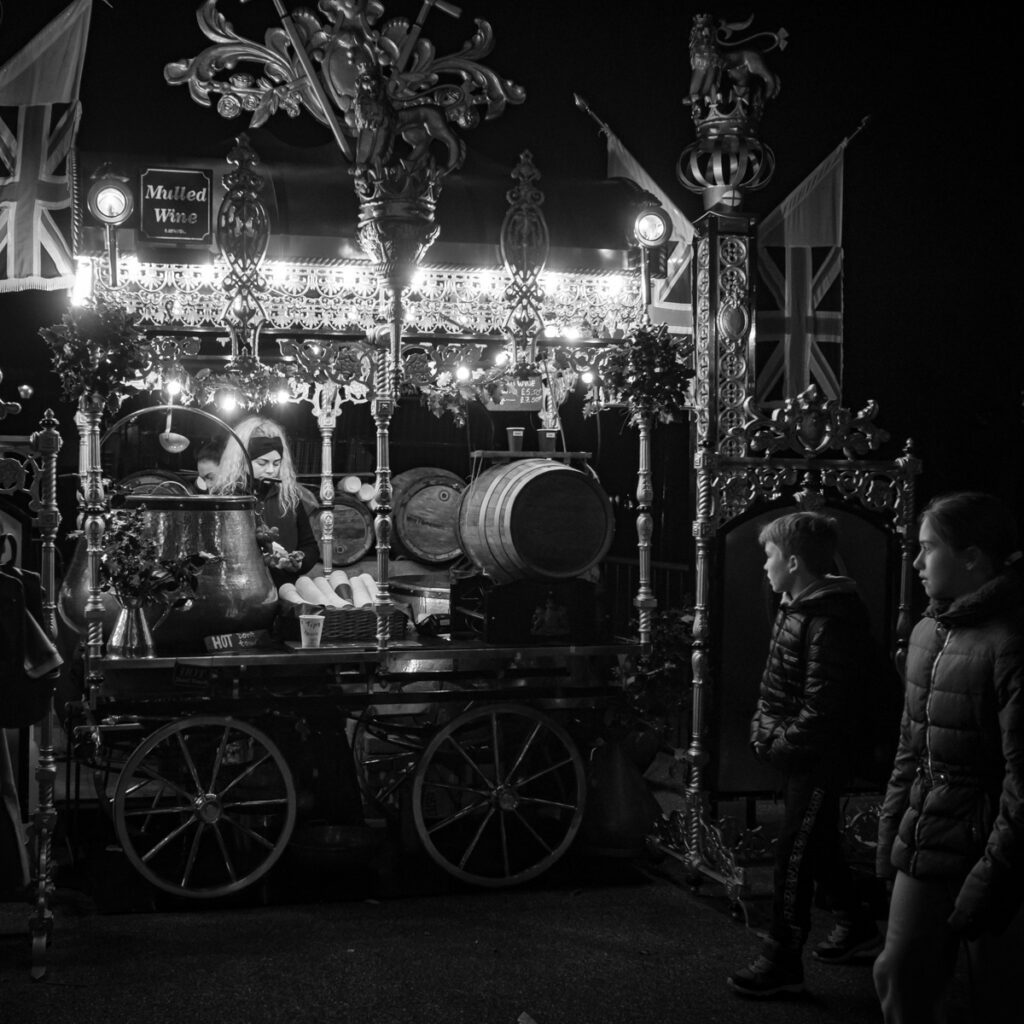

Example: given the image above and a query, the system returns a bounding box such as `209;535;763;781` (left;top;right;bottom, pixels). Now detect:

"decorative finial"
677;13;787;210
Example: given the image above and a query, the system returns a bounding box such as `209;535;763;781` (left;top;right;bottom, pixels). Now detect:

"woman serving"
214;416;321;583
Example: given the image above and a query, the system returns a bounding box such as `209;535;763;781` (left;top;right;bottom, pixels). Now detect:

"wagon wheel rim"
112;716;296;899
411;703;585;888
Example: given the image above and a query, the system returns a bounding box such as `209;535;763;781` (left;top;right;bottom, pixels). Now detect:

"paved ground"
1;840;901;1024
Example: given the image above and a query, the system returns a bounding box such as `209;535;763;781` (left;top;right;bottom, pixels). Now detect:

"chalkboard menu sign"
139;168;212;243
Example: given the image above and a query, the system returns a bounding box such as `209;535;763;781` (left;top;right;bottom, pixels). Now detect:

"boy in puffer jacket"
728;511;883;998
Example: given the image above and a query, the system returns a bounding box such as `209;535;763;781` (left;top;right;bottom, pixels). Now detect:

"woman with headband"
213;416;320;582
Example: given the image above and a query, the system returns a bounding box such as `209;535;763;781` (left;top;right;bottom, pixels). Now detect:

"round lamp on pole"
86;170;134;287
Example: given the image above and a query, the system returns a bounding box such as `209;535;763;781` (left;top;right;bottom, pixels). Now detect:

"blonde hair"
214;416;303;515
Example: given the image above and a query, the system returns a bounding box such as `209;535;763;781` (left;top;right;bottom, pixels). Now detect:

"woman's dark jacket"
876;566;1024;936
257;482;320;580
749;576;872;774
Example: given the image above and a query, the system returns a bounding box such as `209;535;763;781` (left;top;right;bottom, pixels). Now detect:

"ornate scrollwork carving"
166;1;524;197
217;134;270;342
734;384;889;459
500;150;549;354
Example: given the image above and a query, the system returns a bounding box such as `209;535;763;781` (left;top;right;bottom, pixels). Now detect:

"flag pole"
573;93;611;137
846;114;871;146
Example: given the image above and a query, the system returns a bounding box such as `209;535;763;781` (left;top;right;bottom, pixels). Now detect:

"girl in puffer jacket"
874;492;1024;1024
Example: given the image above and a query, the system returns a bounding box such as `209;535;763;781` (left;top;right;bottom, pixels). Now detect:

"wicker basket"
277;602;408;643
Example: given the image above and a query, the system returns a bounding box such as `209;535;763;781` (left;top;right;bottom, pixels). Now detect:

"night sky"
1;1;1020;514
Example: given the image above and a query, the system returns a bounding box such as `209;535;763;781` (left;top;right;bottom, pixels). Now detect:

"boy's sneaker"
812;920;883;964
727;954;805;997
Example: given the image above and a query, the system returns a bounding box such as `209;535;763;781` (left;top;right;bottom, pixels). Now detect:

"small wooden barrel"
391;468;466;564
390;573;451;621
456;459;614;584
331;493;375;566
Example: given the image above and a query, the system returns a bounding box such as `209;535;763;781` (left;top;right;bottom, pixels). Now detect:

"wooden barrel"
391;468;466;564
456;459;614;584
331;493;375;566
390;572;451;621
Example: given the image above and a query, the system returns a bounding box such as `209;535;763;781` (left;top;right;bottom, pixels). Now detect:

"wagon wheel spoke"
175;730;206;794
511;755;576;790
505;721;543;784
208;726;232;793
417;780;489;798
490;713;503;787
222;815;276;852
516;794;577;811
511;807;554;854
139;815;199;864
457;807;496;870
121;803;193;819
498;806;510;878
442;734;496;790
129;764;195;805
180;822;206;887
367;758;418;804
425;796;490;834
218;752;274;798
221;796;291;813
209;821;238;883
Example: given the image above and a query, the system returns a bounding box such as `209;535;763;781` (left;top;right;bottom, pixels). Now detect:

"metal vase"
106;601;156;660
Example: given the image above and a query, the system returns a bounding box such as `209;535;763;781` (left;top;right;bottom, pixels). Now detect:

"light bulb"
455;365;471;382
165;379;182;396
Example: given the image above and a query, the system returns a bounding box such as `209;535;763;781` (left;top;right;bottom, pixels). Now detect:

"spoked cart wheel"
111;716;297;899
411;703;586;888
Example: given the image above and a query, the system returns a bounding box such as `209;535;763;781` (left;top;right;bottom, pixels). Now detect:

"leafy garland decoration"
404;345;512;428
191;351;295;410
38;298;150;414
583;323;694;424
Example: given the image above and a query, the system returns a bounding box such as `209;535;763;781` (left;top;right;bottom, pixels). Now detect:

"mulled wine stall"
3;2;919;979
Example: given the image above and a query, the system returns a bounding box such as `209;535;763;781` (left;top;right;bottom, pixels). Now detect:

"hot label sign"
139;168;212;242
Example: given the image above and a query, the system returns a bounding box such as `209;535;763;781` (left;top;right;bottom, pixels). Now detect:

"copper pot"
59;495;277;653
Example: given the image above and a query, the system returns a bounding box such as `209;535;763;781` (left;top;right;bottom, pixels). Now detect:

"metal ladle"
158;398;190;454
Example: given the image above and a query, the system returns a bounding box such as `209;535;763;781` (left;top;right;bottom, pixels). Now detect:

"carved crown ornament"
165;0;525;275
676;12;787;208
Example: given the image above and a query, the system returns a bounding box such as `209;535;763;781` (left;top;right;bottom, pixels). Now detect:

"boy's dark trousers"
769;764;867;955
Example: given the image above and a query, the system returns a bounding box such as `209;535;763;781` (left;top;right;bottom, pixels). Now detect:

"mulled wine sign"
139;168;213;243
484;378;544;411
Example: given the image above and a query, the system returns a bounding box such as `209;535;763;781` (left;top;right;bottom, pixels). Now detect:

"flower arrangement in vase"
96;506;217;657
38;298;150;415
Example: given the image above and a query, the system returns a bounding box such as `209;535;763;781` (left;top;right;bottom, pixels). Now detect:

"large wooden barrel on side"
456;460;614;584
391;467;466;564
331;492;375;566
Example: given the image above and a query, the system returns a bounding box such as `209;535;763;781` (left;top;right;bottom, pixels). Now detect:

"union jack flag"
0;0;92;293
755;141;846;404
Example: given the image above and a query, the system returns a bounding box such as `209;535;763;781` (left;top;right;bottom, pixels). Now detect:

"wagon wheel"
112;716;297;899
411;703;586;888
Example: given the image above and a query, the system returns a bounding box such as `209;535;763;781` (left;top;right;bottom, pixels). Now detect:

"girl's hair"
920;491;1019;568
758;511;839;575
213;416;303;514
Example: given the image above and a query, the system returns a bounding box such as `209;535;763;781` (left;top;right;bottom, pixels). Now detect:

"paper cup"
538;428;558;452
299;614;325;648
507;427;524;452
